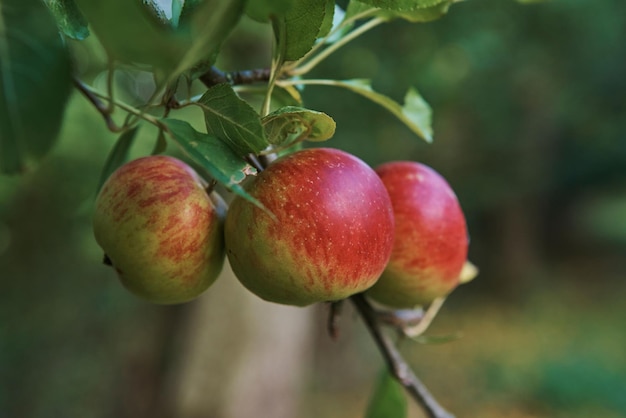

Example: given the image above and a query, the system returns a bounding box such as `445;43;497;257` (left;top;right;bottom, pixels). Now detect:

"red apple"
93;155;226;304
224;148;395;306
367;162;469;308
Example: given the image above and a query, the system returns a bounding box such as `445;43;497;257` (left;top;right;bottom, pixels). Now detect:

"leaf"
162;118;262;206
262;106;336;145
43;0;89;40
73;0;188;71
357;0;450;12
246;0;295;22
151;129;168;155
171;0;183;26
280;0;331;61
385;0;456;22
198;83;268;156
0;0;72;174
74;0;244;79
174;0;245;77
365;369;407;418
143;0;170;25
97;127;139;193
331;79;433;142
318;0;336;39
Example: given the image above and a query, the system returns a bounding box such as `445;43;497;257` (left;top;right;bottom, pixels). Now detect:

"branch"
199;67;272;88
350;294;455;418
73;77;120;132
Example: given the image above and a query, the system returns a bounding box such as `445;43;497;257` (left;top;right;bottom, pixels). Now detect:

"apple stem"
350;294;456;418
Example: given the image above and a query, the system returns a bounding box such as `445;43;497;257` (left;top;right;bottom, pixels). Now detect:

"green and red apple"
367;161;469;308
93;155;226;304
225;148;395;306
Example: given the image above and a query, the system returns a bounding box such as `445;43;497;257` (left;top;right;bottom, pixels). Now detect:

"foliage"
0;0;570;417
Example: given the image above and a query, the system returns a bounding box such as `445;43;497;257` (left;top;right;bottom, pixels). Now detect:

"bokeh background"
2;0;626;417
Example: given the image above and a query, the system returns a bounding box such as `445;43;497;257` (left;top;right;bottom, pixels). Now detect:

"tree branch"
350;294;455;418
199;67;272;88
73;77;120;132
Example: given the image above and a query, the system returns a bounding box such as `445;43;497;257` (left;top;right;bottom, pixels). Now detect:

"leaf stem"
350;294;455;418
283;8;381;73
75;79;164;130
72;77;121;132
288;17;386;77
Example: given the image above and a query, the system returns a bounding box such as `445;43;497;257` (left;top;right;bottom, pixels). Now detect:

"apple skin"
224;148;395;306
366;162;468;308
93;155;226;304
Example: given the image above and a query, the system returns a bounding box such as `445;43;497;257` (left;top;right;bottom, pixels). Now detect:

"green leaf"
384;0;456;22
198;83;268;156
345;0;377;20
365;369;407;418
174;0;245;77
74;0;244;79
162;118;261;206
246;0;295;22
43;0;89;40
171;0;183;26
357;0;450;12
331;79;433;142
97;127;139;193
262;106;336;145
179;0;204;23
0;0;72;174
151;129;168;155
73;0;188;71
280;0;331;61
346;0;456;23
318;0;336;39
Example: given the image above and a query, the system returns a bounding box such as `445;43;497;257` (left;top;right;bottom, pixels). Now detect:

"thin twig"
72;77;120;132
350;294;455;418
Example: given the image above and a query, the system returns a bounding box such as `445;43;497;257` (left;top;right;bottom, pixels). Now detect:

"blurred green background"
2;0;626;417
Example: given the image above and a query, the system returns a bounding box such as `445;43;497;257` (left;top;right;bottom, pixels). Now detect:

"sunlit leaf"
162;118;262;207
198;83;268;156
0;0;72;174
262;106;336;145
96;127;139;193
365;369;407;418
43;0;89;40
329;79;433;142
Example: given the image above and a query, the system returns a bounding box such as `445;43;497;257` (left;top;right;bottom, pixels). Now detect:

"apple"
93;155;226;304
366;161;469;308
224;148;395;306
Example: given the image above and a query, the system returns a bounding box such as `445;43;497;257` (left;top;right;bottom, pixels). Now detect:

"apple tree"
0;0;541;416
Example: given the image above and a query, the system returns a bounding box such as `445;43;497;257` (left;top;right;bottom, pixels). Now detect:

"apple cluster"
93;148;469;308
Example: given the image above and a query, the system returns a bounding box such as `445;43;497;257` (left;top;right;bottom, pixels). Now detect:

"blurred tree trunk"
157;261;315;418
